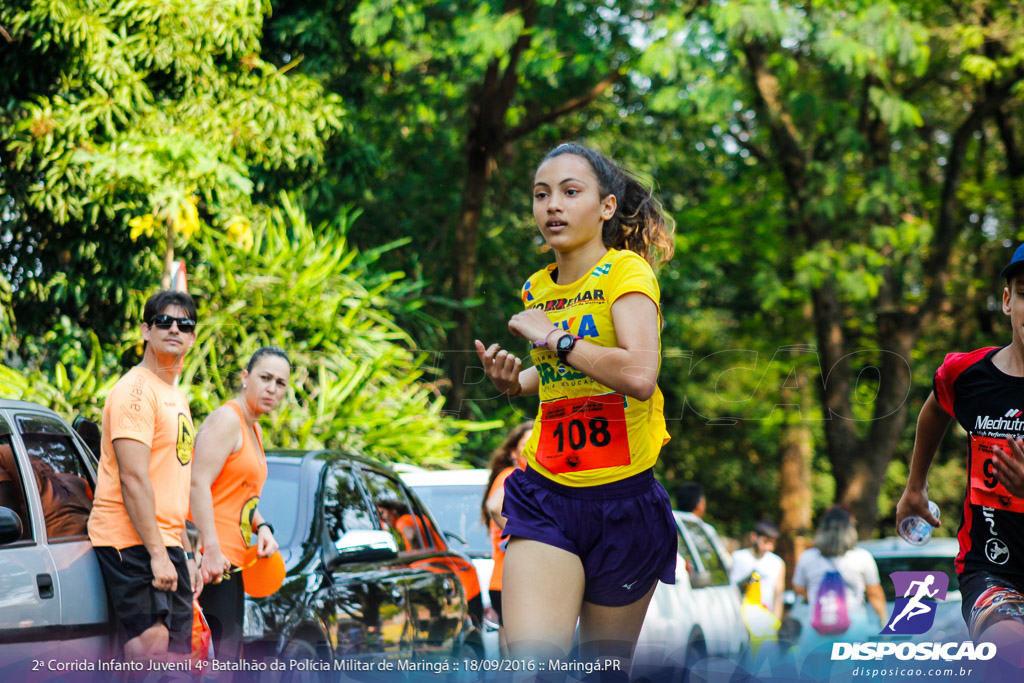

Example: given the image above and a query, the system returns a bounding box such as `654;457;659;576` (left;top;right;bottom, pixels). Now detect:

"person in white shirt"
730;519;786;619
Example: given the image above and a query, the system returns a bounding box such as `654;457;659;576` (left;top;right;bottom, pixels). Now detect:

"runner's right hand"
150;551;178;592
896;486;940;528
474;340;522;396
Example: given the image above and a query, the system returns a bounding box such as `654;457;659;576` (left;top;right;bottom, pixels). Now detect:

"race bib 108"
535;393;630;474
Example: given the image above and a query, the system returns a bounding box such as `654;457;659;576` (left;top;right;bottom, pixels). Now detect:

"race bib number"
969;435;1024;513
536;394;630;474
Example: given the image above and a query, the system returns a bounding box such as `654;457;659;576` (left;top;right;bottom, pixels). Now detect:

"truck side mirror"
0;507;24;545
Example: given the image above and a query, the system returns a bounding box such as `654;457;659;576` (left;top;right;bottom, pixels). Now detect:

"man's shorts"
94;545;192;654
501;466;677;607
959;570;1024;639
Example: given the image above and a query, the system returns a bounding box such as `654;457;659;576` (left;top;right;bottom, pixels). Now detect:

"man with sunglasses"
88;290;200;663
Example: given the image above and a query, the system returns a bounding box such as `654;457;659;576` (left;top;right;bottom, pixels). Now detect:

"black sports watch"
257;522;275;535
555;334;580;366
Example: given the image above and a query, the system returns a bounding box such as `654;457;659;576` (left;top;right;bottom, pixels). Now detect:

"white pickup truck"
0;399;109;668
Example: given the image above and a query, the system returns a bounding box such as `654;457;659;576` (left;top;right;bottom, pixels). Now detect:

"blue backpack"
811;562;851;635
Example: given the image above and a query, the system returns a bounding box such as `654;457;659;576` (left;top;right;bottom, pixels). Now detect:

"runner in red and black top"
898;243;1024;667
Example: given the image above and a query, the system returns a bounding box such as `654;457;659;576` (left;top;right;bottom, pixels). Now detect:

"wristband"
257;522;274;535
185;552;196;560
532;328;563;349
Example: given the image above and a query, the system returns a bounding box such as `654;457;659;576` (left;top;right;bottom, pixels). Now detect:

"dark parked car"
247;450;485;665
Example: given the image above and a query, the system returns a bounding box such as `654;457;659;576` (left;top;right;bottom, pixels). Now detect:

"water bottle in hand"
898;500;940;546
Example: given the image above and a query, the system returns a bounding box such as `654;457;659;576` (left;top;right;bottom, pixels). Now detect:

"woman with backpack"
793;506;888;643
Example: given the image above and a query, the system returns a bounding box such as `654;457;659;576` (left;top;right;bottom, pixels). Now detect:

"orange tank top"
207;400;267;567
487;467;515;592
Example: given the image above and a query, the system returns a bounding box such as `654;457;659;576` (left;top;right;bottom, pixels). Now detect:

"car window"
683;519;730;586
16;413;94;541
403;487;445;551
873;556;961;602
321;465;375;546
676;529;698;575
412;484;490;555
362;469;426;553
260;461;307;547
0;416;34;542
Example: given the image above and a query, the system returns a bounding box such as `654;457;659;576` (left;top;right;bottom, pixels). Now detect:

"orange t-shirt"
88;366;195;549
199;400;268;567
395;513;445;551
488;467;515;592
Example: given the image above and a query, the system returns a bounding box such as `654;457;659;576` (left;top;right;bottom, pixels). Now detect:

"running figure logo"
882;571;949;635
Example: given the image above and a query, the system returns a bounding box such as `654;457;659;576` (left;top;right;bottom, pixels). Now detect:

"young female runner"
475;142;676;667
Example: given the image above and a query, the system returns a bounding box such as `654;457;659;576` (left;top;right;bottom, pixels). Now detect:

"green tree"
0;0;345;359
636;0;1024;535
264;0;692;418
185;196;495;463
0;197;493;465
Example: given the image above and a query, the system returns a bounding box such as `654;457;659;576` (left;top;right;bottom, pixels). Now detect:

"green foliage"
580;0;1024;534
0;0;346;354
0;331;118;420
7;0;1024;536
183;195;498;465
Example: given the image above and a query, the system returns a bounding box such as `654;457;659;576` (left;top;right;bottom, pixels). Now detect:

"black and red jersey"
934;346;1024;577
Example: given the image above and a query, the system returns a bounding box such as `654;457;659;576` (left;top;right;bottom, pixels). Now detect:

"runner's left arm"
180;527;201;597
486;486;507;529
507;292;660;401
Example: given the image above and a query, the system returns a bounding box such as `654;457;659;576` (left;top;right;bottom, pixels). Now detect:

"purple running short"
501;466;677;607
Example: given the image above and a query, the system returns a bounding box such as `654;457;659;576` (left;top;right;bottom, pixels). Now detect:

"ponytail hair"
542;143;675;265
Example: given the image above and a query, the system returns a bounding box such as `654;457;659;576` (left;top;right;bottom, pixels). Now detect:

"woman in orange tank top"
481;421;532;657
189;346;291;661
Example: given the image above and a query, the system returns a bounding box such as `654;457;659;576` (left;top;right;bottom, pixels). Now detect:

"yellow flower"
128;214;158;241
171;196;201;237
225;216;254;250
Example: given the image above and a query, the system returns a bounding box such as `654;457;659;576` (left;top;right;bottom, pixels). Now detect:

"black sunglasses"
149;314;196;334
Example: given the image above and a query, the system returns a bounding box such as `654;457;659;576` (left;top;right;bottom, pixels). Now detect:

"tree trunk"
443;0;620;417
740;35;1022;536
778;383;813;586
448;141;493;417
